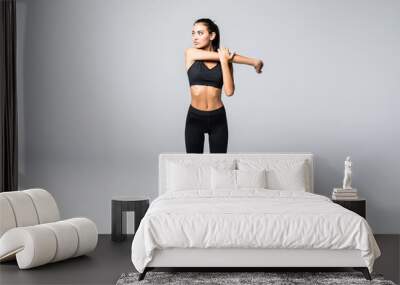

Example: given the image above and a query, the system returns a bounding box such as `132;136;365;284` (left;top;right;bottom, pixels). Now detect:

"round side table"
111;196;150;242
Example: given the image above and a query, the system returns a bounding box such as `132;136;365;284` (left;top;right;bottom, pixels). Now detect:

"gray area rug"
116;271;397;285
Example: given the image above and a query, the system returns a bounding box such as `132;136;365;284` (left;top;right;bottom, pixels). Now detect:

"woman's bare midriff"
190;85;224;111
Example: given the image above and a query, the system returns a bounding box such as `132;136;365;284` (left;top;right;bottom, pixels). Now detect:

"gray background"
16;0;400;234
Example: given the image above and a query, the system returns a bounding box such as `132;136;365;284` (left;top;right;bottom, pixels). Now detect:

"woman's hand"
253;59;264;73
217;47;235;64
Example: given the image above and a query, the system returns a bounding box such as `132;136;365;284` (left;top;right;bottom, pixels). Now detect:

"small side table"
111;196;150;242
332;198;366;219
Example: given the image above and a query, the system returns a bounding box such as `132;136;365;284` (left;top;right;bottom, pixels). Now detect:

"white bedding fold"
131;189;380;273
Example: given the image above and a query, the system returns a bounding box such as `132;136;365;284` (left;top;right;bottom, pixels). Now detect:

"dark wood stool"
111;196;149;242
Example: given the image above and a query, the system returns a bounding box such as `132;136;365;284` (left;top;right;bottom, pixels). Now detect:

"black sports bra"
187;60;223;89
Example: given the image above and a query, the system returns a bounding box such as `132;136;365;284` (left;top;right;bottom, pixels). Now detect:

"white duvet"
131;189;381;273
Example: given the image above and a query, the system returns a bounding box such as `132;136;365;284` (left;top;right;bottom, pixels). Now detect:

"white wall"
17;0;400;233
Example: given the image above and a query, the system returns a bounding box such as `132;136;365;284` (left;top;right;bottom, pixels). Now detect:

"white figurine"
342;156;352;189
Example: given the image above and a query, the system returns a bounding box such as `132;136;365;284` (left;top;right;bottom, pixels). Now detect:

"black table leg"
112;201;126;241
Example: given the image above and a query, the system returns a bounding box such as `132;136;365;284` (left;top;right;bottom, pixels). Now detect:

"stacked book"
332;188;358;200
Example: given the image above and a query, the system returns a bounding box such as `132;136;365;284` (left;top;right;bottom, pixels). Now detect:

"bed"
131;153;381;281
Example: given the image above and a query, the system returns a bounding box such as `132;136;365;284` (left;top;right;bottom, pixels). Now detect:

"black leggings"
185;104;228;153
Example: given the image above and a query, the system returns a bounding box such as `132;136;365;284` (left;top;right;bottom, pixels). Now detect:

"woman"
185;18;264;153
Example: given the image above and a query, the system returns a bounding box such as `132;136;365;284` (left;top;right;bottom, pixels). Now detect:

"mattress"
131;189;381;273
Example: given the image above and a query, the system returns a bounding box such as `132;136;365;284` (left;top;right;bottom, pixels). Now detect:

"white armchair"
0;188;98;269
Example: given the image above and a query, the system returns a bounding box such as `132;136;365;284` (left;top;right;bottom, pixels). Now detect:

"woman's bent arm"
221;62;235;96
217;47;235;96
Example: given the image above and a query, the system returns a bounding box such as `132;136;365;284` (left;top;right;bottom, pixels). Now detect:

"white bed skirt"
147;248;366;268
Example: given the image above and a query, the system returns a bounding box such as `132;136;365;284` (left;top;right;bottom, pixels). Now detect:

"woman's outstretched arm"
185;47;220;61
232;54;263;73
185;47;263;73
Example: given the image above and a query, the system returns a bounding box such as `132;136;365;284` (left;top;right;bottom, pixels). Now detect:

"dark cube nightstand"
332;198;366;219
111;196;150;242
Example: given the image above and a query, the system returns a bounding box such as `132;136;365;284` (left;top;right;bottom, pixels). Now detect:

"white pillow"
167;160;235;191
211;168;268;190
237;169;267;188
237;159;308;191
210;167;236;190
